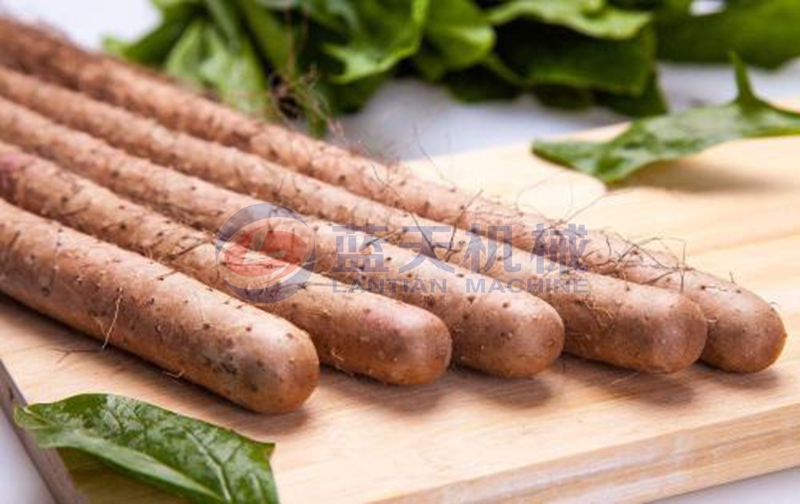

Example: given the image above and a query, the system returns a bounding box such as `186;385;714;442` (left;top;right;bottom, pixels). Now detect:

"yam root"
0;100;563;379
0;19;770;372
0;143;452;385
0;91;706;373
0;199;318;413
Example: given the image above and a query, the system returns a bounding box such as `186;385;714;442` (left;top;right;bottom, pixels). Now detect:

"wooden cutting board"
2;121;800;503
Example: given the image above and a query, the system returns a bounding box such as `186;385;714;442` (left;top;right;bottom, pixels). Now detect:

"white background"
1;1;799;502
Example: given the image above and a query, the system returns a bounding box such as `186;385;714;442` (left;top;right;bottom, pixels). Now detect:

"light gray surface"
0;1;798;502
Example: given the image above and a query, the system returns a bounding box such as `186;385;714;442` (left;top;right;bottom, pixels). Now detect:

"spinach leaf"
236;0;294;74
103;18;189;66
491;22;655;94
595;73;667;117
164;20;207;88
658;0;800;69
413;0;495;81
487;0;652;40
533;56;800;182
534;85;595;110
203;0;244;48
154;0;203;21
15;394;278;504
444;62;522;102
322;0;430;84
200;27;274;116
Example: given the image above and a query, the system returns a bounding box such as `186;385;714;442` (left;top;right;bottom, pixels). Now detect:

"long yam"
0;19;778;372
0;72;709;373
0;143;452;385
0;199;318;413
0;99;563;378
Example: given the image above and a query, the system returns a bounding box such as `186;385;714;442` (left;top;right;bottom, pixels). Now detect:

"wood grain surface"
1;122;799;503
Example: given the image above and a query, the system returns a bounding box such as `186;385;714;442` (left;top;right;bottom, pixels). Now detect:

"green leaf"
491;22;656;94
317;73;388;114
444;62;522;102
164;20;207;88
533;56;800;182
103;18;189;66
235;0;294;74
200;27;273;117
412;0;495;81
322;0;430;84
15;394;278;504
153;0;203;20
487;0;652;40
203;0;245;48
595;73;667;117
533;85;595;110
657;0;800;69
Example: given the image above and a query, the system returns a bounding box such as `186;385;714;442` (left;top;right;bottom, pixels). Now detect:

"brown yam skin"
0;19;766;372
0;72;708;373
0;200;318;413
0;96;706;374
0;102;563;378
0;145;452;385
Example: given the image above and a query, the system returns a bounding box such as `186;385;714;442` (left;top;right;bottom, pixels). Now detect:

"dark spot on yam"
202;323;211;330
467;295;476;304
502;302;510;309
245;326;253;333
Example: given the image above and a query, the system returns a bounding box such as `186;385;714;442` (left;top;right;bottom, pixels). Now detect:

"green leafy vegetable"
533;85;594;110
487;0;652;40
153;0;203;20
15;394;278;504
322;0;430;84
236;0;294;74
658;0;800;69
491;23;655;94
164;19;207;88
203;0;244;48
106;0;800;131
103;18;189;66
413;0;495;81
444;61;522;102
533;56;800;182
595;73;666;117
200;27;273;116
